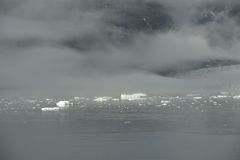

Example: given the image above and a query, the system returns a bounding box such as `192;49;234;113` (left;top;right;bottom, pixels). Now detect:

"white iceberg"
93;97;112;102
121;93;147;101
56;101;70;108
41;107;60;112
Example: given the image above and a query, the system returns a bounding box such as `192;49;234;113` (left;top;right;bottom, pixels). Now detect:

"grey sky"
1;0;240;96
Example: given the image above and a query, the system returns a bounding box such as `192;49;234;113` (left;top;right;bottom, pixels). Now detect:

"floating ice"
121;93;147;101
123;121;131;124
193;97;202;100
41;107;60;112
74;97;80;100
56;101;70;108
93;97;112;102
216;95;228;98
161;100;170;105
233;95;240;99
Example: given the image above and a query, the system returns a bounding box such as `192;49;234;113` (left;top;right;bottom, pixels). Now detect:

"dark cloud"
193;2;228;25
193;1;240;25
0;0;20;13
152;58;240;77
106;0;174;34
1;0;240;96
0;0;174;51
61;0;174;51
192;0;240;47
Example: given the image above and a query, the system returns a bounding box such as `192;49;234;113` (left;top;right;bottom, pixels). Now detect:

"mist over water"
0;93;240;160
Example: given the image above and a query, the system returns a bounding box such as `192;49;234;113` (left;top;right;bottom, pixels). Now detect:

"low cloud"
1;0;240;96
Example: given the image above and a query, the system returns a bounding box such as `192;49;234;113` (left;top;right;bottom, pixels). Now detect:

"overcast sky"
1;0;240;96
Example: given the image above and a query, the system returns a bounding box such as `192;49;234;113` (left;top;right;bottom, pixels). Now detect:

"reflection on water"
1;101;240;160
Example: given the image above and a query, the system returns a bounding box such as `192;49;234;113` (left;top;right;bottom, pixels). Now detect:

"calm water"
1;100;240;160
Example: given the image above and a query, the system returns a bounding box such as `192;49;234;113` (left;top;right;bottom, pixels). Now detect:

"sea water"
1;94;240;160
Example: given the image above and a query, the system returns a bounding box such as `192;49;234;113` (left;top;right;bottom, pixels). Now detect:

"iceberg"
56;101;70;108
121;93;147;101
93;97;112;102
41;107;60;112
